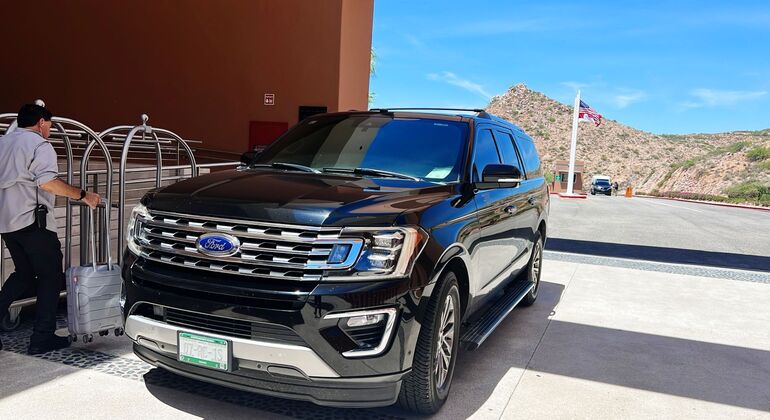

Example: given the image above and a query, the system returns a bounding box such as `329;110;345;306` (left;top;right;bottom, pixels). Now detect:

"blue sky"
370;0;770;134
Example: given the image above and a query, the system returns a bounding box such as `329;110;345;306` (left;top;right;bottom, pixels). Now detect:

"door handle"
503;205;517;214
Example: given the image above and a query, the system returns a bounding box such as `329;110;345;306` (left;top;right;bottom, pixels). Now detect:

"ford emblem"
195;233;241;257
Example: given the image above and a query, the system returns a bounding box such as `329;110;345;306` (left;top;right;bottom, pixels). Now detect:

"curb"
636;195;770;212
556;192;587;199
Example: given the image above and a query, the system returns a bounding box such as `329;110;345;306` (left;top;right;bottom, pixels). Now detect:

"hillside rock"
485;84;769;195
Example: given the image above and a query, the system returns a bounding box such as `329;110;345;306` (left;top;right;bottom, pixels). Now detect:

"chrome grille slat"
141;250;323;281
144;218;335;244
142;227;332;257
135;210;360;281
138;240;314;270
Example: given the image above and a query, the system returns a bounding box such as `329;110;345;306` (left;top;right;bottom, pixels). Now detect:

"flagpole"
566;90;581;195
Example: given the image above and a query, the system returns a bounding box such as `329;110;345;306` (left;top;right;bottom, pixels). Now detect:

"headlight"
126;203;149;256
325;227;429;280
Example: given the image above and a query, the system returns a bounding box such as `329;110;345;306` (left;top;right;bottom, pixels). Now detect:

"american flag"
578;100;602;126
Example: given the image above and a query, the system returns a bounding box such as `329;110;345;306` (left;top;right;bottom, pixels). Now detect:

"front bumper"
134;342;404;408
122;252;427;406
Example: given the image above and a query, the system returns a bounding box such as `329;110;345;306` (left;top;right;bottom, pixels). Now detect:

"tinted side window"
473;129;501;182
493;130;524;174
513;131;542;178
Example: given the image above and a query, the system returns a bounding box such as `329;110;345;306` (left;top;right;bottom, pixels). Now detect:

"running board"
460;281;533;351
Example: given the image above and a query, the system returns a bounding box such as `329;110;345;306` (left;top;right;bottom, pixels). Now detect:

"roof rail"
369;107;486;113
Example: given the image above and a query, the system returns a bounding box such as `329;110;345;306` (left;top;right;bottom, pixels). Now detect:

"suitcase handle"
87;200;112;271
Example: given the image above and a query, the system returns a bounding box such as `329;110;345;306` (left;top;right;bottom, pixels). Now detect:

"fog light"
346;313;384;328
328;243;352;264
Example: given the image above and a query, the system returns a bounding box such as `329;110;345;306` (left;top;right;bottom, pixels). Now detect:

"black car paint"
122;111;549;406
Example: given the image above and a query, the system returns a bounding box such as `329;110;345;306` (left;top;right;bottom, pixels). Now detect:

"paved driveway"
1;196;769;419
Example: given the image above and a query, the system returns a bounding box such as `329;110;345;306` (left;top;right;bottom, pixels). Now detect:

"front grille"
162;307;306;345
134;210;362;280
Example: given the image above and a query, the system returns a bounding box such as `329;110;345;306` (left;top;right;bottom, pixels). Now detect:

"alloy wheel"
434;293;455;390
531;241;543;297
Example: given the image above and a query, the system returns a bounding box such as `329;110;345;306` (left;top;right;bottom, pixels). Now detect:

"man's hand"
82;191;101;209
40;179;102;209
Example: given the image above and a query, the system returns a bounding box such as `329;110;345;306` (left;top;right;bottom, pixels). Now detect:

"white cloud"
448;18;551;37
427;71;493;100
683;88;767;108
561;81;590;92
612;90;647;108
403;34;424;48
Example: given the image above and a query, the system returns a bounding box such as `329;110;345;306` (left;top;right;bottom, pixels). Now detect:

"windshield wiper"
322;167;420;181
252;162;319;173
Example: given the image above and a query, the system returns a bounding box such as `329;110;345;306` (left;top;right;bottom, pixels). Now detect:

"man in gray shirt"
0;104;100;354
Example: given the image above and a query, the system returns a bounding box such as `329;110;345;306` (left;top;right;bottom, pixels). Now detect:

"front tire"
399;271;461;414
520;232;544;307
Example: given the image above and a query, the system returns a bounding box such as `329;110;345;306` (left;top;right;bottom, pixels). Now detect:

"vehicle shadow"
142;281;568;419
546;237;770;272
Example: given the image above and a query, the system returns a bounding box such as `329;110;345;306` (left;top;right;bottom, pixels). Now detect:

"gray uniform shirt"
0;128;59;233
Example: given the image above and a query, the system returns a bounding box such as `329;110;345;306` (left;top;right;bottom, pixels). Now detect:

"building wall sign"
264;93;275;106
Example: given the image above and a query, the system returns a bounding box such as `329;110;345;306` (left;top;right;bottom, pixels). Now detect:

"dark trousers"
0;223;64;342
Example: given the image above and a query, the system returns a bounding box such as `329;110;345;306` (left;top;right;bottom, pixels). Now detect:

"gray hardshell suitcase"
65;205;124;343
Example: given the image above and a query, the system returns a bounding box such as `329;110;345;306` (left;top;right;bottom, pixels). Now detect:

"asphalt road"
546;195;770;272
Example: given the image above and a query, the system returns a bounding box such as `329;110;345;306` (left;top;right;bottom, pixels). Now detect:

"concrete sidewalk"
1;258;769;419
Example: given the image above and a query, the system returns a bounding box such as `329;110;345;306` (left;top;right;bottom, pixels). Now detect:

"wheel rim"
434;293;455;390
531;241;543;296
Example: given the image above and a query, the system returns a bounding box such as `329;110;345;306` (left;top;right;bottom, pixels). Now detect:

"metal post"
155;128;198;178
152;132;163;188
566;90;581;196
53;122;74;269
118;126;148;264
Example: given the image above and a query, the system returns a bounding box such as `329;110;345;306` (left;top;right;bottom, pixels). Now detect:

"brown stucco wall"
0;0;372;153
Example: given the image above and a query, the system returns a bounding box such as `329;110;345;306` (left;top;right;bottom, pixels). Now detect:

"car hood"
144;169;454;227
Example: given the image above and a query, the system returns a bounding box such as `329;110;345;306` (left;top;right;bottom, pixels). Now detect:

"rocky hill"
486;84;770;202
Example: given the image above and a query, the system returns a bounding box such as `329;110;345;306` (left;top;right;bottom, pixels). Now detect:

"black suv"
591;179;612;195
121;109;549;414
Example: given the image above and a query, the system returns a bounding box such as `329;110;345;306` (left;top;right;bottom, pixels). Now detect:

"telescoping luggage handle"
86;200;112;271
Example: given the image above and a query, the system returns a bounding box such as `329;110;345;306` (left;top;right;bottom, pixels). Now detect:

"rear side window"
513;131;542;178
493;130;524;175
472;129;501;182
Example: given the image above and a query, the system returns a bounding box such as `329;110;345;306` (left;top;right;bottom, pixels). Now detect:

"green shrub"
726;141;750;153
758;161;770;172
725;182;770;204
746;146;770;161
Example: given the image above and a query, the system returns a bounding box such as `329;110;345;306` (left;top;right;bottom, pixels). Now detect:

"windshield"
596;180;610;185
255;114;469;182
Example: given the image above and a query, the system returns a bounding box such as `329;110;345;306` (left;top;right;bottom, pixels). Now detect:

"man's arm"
40;179;101;209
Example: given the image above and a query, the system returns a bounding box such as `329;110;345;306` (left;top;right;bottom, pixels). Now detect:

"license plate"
177;332;231;371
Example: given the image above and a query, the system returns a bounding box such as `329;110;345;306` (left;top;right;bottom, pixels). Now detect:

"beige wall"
0;0;373;153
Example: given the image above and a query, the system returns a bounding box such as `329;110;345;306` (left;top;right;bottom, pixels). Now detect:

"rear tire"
398;271;461;414
520;232;544;307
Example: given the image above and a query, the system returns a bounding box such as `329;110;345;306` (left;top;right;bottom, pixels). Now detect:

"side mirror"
477;164;523;189
240;151;260;165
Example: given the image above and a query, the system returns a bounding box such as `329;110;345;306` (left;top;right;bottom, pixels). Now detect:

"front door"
470;128;529;307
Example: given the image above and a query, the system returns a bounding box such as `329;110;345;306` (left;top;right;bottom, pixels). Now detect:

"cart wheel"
99;330;108;337
88;334;94;343
0;313;21;332
71;334;77;343
115;328;124;336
